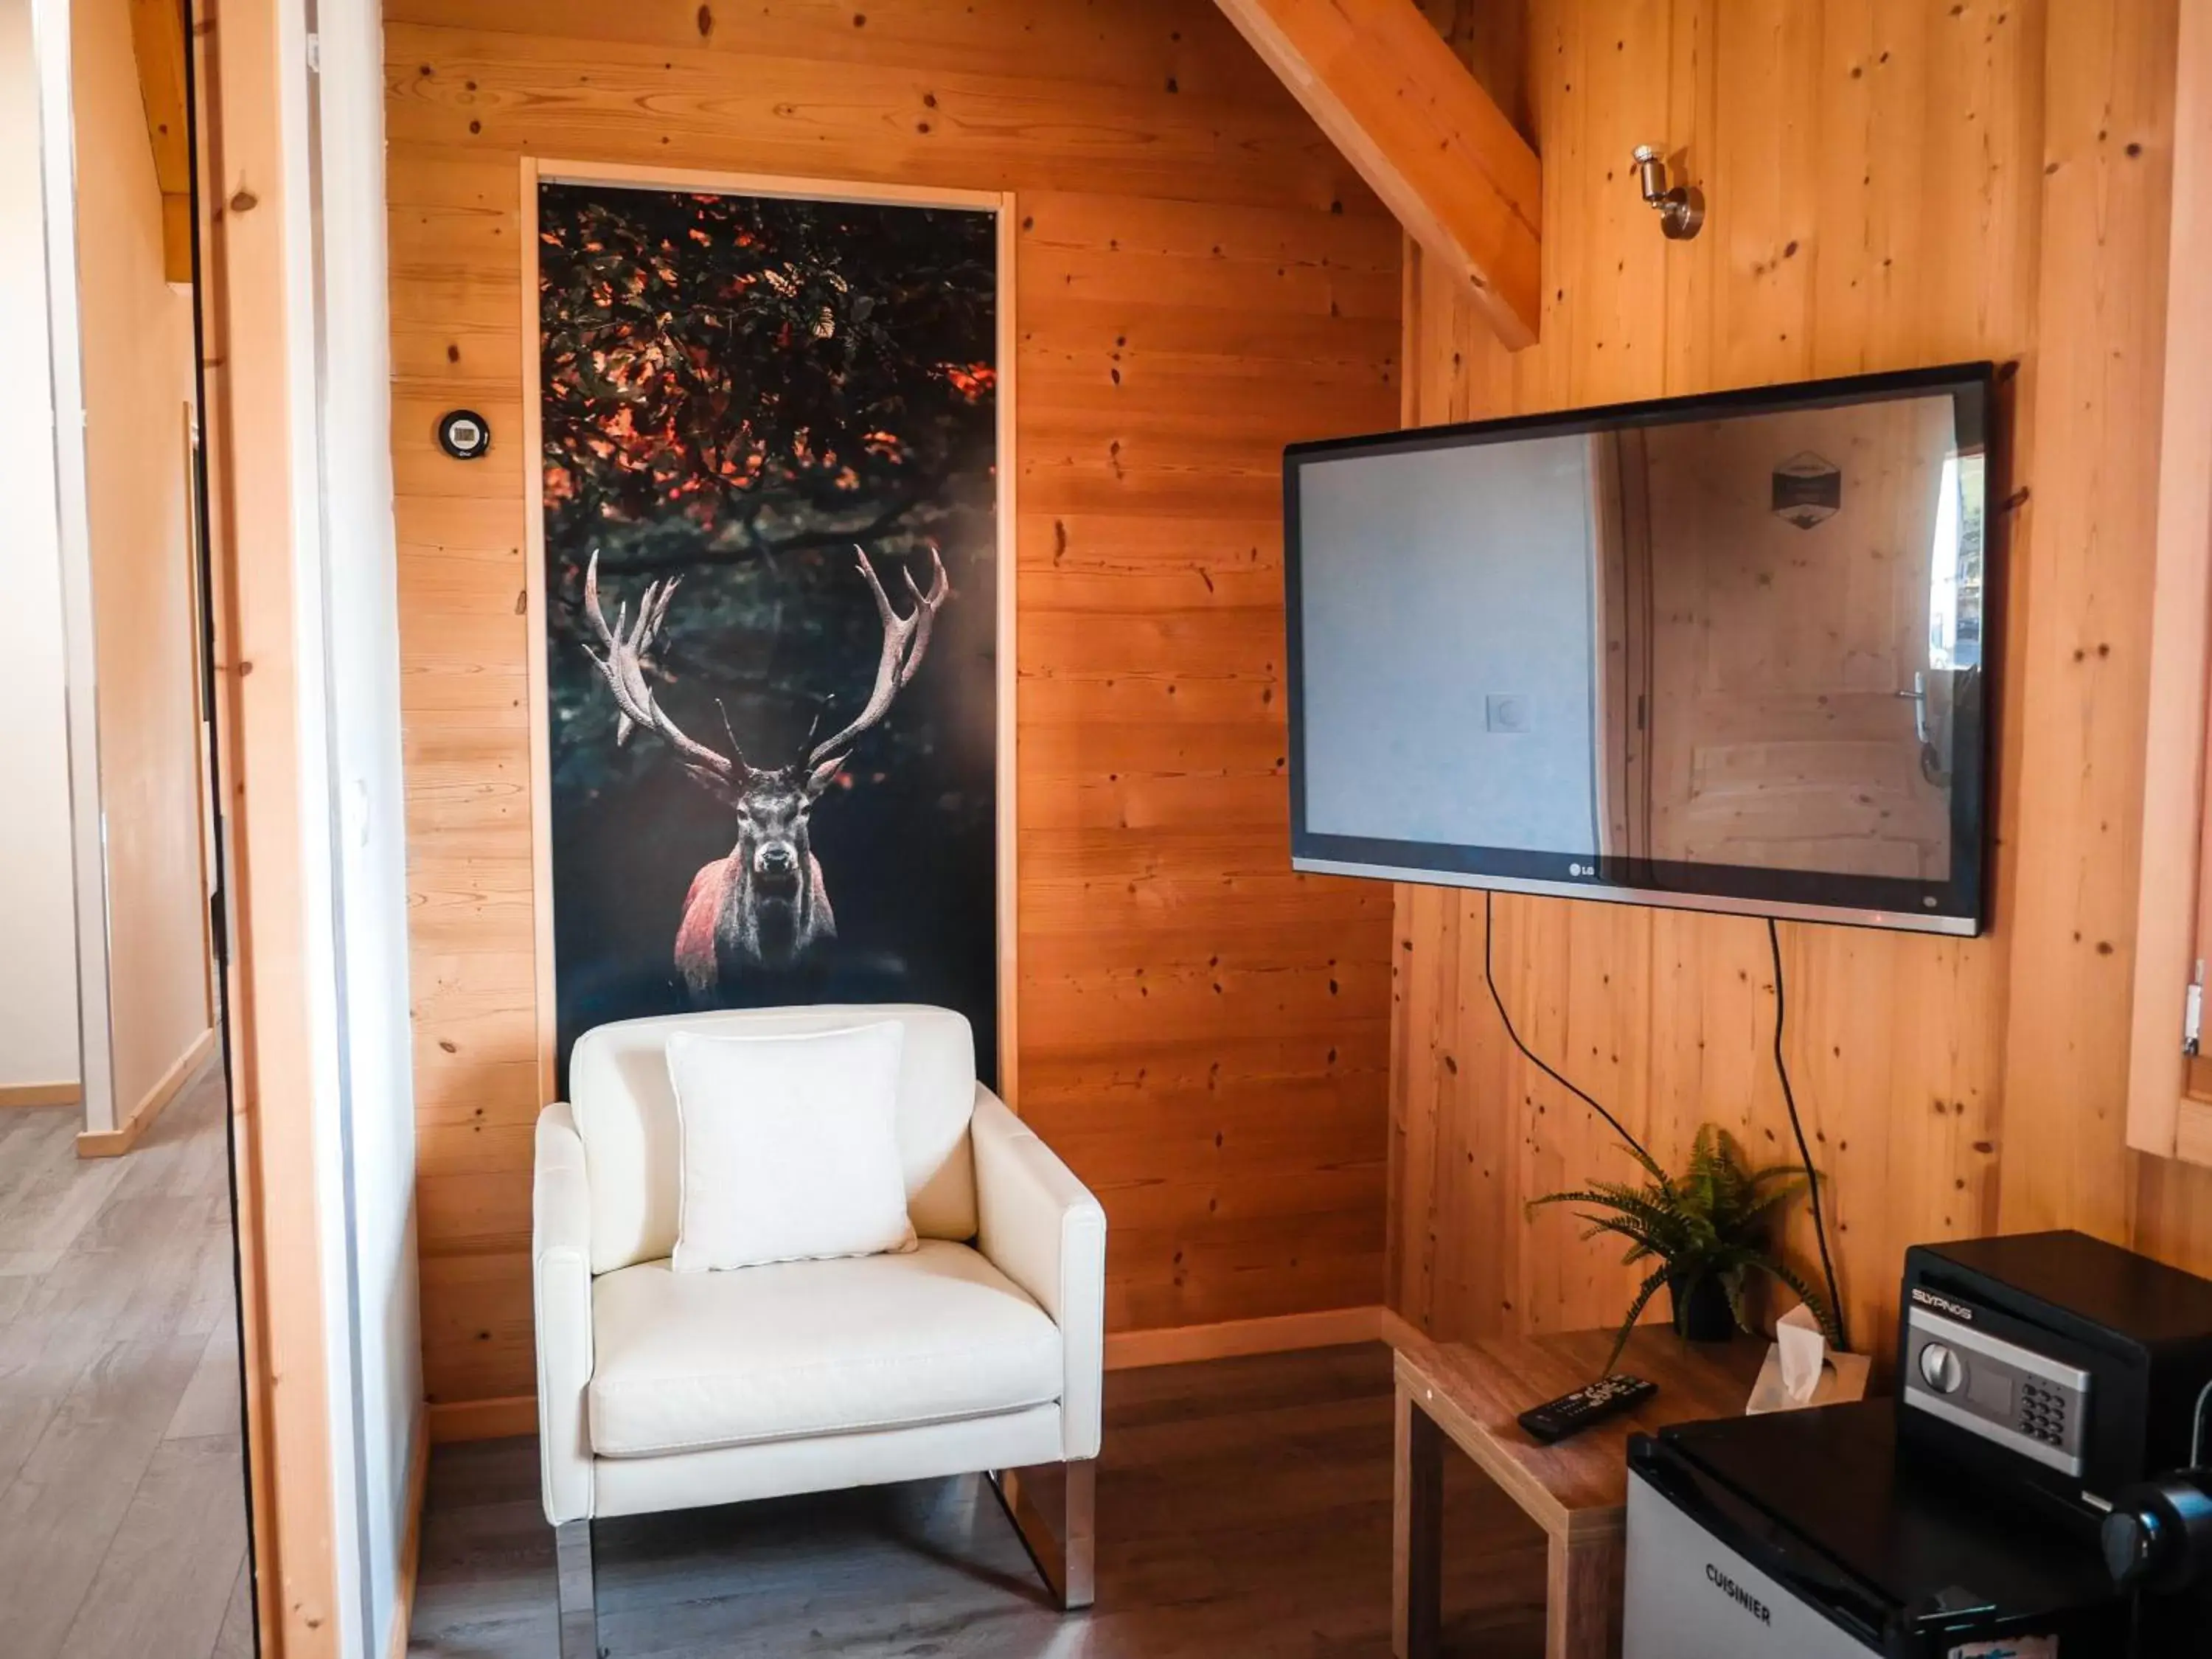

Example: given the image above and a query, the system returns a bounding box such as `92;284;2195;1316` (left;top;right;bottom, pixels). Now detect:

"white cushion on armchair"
533;1004;1107;1530
588;1241;1063;1457
568;1004;983;1276
665;1021;917;1272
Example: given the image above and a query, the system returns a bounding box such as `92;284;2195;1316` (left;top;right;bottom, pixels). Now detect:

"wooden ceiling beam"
127;0;192;283
1212;0;1540;349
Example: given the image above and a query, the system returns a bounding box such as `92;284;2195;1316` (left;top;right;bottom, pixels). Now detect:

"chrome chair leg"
554;1519;598;1658
988;1461;1096;1611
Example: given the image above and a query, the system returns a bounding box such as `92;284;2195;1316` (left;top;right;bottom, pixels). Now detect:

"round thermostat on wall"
437;408;491;460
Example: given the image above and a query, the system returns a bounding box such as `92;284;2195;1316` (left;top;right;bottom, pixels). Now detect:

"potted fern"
1529;1124;1842;1374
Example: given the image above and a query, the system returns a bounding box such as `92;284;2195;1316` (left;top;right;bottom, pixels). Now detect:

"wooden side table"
1391;1326;1764;1659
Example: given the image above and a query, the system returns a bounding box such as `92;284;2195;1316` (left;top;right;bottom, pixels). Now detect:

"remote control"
1516;1374;1658;1444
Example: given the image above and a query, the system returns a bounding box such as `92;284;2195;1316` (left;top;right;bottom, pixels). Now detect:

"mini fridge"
1624;1400;2124;1658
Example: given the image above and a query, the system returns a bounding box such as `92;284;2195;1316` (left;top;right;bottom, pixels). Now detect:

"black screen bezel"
1282;362;2002;935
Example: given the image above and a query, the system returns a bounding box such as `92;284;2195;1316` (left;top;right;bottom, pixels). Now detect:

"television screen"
1284;364;1997;935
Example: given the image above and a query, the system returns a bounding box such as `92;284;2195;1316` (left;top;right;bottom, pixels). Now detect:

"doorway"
1;0;255;1651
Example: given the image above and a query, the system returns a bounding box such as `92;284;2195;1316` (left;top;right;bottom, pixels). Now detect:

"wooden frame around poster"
518;158;1020;1107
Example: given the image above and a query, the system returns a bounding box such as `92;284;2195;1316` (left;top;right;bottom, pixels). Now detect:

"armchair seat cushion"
587;1239;1064;1458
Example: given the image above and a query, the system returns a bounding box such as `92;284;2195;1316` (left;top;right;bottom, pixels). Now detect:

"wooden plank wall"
2001;0;2212;1290
1390;0;2212;1365
384;0;1399;1413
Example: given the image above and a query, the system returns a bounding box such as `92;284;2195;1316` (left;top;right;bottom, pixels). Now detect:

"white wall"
0;0;84;1094
69;0;213;1121
1299;433;1603;855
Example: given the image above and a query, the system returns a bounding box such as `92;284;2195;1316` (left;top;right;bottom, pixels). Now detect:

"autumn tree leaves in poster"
538;182;1002;1084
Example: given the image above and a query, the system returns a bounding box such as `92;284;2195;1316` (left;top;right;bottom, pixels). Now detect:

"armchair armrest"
534;1102;595;1524
972;1088;1107;1461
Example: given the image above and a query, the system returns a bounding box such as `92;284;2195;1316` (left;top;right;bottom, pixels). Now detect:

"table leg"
1545;1528;1624;1659
1393;1385;1444;1659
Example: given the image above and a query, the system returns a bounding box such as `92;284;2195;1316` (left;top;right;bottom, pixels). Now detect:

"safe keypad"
2018;1381;2069;1447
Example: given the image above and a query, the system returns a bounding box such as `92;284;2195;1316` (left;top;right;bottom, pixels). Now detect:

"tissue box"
1746;1341;1871;1414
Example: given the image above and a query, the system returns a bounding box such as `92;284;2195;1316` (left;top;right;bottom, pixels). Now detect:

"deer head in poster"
580;545;950;991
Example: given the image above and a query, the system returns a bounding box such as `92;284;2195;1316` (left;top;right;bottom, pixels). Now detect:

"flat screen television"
1284;364;1999;936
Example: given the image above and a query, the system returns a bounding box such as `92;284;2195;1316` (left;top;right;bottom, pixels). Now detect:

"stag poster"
538;180;1001;1088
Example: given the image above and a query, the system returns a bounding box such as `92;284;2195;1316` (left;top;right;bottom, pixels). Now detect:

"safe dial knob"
1919;1342;1965;1394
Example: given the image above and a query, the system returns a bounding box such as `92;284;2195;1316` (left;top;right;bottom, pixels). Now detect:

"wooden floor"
409;1345;1550;1658
0;1062;254;1659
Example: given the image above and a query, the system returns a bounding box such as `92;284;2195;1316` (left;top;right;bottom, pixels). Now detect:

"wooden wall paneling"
389;0;1401;1415
188;12;284;1640
2139;1133;2212;1281
1390;882;1452;1329
384;26;1355;209
1208;0;1543;345
384;0;1301;107
1474;24;1664;1320
1393;0;2212;1355
2126;0;2212;1160
1389;0;2051;1368
197;0;342;1646
997;197;1021;1109
1416;0;1530;141
515;156;553;1109
2000;0;2212;1270
1426;900;1482;1333
1994;0;2169;1239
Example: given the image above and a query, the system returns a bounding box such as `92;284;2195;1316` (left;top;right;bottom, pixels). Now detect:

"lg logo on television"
1568;863;1592;878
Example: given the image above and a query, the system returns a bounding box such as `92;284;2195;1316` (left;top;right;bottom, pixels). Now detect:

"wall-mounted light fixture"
1632;146;1705;241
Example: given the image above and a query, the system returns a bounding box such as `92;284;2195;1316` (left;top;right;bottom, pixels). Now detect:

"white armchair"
532;1004;1107;1656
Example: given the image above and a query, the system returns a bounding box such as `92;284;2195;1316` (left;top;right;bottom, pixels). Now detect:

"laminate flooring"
408;1345;1550;1658
0;1062;254;1659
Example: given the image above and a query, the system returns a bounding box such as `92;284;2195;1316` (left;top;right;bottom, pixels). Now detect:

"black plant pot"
1667;1271;1736;1343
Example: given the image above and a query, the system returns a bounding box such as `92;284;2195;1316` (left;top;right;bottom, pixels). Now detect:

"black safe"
1626;1231;2212;1658
1897;1229;2212;1532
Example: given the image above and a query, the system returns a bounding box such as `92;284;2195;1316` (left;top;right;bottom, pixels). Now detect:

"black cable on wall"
1481;889;1658;1172
1767;915;1851;1355
1475;889;1854;1352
